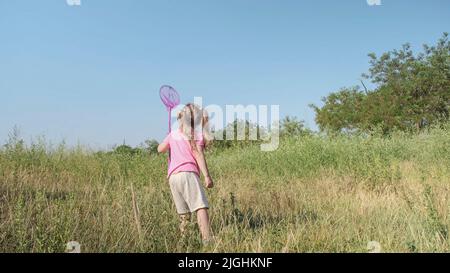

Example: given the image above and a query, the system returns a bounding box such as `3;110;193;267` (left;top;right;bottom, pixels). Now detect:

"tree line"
311;33;449;134
116;34;449;154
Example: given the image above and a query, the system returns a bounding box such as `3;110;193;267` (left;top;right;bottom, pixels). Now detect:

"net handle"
168;108;172;133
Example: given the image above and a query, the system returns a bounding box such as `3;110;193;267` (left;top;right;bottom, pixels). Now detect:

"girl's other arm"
194;145;214;188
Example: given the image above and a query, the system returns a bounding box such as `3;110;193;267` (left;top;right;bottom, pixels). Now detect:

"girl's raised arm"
157;141;169;153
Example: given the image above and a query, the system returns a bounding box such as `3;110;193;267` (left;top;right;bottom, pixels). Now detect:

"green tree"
144;139;159;154
280;116;311;137
211;119;265;150
310;87;366;133
312;33;450;134
114;145;140;156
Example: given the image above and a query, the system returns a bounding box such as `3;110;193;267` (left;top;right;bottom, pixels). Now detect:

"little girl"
157;103;214;243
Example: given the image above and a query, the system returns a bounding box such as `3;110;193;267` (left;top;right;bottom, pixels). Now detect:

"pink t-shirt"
162;130;204;178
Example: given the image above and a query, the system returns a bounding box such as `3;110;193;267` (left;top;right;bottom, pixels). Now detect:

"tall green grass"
0;124;449;252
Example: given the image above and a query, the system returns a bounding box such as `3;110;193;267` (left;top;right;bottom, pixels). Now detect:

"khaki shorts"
169;172;209;214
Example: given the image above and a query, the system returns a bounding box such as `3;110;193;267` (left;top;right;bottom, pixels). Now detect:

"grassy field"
0;125;449;253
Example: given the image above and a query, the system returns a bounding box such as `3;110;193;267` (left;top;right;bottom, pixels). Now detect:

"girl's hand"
205;176;214;189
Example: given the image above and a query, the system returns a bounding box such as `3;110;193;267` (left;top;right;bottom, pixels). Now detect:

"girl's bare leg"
196;208;212;241
179;213;191;235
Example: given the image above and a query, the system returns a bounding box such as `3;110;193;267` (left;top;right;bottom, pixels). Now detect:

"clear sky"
1;0;449;149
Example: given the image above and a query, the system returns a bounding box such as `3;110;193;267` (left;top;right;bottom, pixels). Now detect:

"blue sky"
1;0;449;149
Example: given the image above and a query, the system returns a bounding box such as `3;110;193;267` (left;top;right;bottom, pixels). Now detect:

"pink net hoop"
159;85;180;110
159;85;181;135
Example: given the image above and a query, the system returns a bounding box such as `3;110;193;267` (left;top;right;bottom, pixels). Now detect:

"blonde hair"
177;103;212;151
